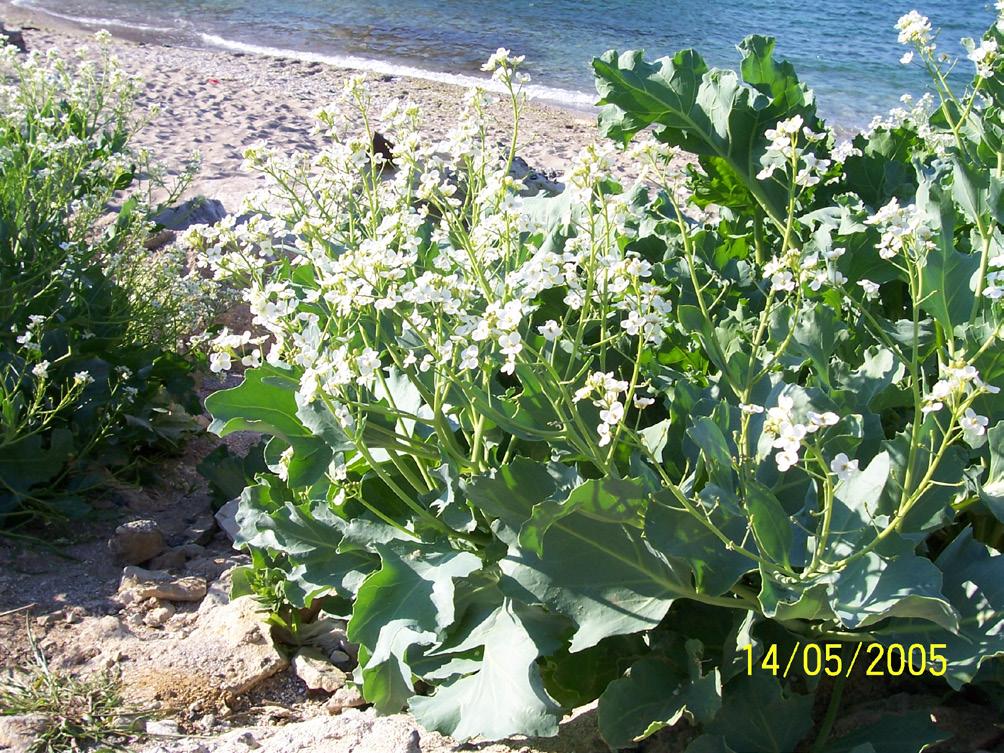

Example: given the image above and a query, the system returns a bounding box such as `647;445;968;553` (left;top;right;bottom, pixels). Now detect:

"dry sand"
1;1;626;214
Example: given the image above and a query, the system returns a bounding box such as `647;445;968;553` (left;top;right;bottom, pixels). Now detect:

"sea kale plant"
0;33;214;530
195;11;1004;751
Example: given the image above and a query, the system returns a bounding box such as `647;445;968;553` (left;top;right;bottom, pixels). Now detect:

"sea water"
12;0;998;129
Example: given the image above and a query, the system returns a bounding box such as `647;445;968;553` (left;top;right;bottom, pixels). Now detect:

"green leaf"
464;458;560;532
519;476;648;555
978;421;1004;520
206;364;307;440
824;552;958;631
348;542;481;711
646;490;752;596
502;513;690;651
598;652;722;749
706;674;813;753
745;482;792;570
916;178;980;334
411;600;564;740
872;528;1004;688
593;36;817;227
824;710;949;753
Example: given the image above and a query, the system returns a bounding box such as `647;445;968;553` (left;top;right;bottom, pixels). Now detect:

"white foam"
11;0;177;33
196;32;596;110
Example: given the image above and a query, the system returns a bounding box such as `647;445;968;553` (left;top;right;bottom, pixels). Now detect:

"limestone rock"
0;24;26;54
153;196;227;231
149;548;188;571
325;685;366;715
119;566;207;602
146;719;182;736
0;714;47;752
292;648;346;693
186;514;218;546
109;519;165;565
215;498;241;545
144;604;176;627
117;596;287;709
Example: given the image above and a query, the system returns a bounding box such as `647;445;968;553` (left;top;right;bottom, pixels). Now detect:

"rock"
0;24;26;54
149;548;188;571
186;514;218;546
328;649;352;667
119;566;207;602
35;610;64;627
325;685;366;714
292;648;347;693
114;596;287;709
153;196;227;231
0;714;47;751
146;718;182;736
144;228;177;250
144;603;176;627
215;498;241;545
509;155;565;196
109;519;165;565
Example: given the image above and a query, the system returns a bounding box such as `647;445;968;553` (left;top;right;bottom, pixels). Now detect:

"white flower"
538;320;561;341
857;279;880;300
32;361;50;379
460;345;479;370
599;401;625;426
830;453;859;481
775;449;800;473
960;408;989;440
73;370;93;386
740;403;765;414
209;351;232;373
896;11;932;48
807;411;839;431
968;38;998;78
633;395;655;409
900;51;914;65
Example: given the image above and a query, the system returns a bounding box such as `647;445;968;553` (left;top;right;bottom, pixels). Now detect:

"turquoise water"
13;0;998;127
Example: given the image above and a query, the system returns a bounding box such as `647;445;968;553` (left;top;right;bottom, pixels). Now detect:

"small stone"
149;548;188;571
153;196;227;231
145;719;181;736
0;25;27;54
292;648;347;693
178;543;207;559
118;566;207;602
64;607;84;625
0;714;47;750
144;604;176;627
35;610;64;627
325;685;366;714
236;731;260;749
109;520;165;565
186;514;218;546
328;649;352;666
215;498;241;545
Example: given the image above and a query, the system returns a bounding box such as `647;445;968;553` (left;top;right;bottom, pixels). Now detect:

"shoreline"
1;0;613;213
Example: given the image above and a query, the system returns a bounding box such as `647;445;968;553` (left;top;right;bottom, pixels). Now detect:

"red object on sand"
207;78;220;85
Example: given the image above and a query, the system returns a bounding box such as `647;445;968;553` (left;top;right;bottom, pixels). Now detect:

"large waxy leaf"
0;428;73;495
206;364;306;439
593;36;817;227
598;650;722;749
745;482;793;570
978;420;1004;521
410;600;564;740
646;490;753;596
519;476;648;555
705;674;813;753
916;178;980;334
824;710;949;753
348;542;481;711
463;458;558;532
873;528;1004;688
823;552;958;631
819;451;894;561
502;513;690;652
235;483;376;605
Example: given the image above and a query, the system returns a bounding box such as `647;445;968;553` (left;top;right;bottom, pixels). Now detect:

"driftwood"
0;22;27;53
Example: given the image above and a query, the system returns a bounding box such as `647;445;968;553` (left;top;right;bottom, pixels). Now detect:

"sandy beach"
1;1;625;214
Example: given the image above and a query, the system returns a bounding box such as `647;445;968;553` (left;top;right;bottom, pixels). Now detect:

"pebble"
292;648;347;693
109;519;165;565
325;685;366;714
144;604;176;627
146;719;182;736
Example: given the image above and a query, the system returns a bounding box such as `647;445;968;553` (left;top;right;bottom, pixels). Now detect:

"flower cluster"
574;372;630;447
967;38;999;78
865;197;934;261
921;363;999;438
757;114;830;187
762;395;839;472
896;11;934;52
